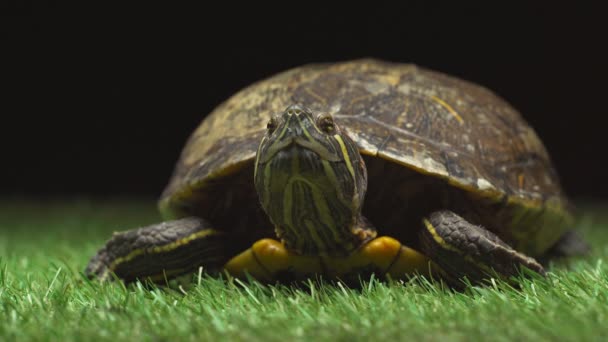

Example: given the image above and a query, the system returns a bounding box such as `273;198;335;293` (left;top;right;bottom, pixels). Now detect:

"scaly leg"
85;217;239;283
418;210;545;285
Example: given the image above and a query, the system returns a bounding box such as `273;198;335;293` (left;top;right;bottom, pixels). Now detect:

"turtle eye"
317;115;335;133
266;117;277;133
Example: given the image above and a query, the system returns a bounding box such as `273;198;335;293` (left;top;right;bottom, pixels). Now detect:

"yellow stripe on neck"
333;134;356;181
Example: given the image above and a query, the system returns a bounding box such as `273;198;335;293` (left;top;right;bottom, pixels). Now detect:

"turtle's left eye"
317;115;335;133
266;117;277;133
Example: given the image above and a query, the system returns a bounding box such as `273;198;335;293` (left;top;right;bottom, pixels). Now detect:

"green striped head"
254;105;373;256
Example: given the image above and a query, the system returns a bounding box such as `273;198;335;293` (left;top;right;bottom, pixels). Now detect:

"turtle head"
254;104;375;256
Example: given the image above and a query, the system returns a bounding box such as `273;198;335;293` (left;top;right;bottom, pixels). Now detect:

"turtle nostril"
285;104;307;116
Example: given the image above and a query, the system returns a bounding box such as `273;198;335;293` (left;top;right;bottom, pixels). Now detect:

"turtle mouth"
259;136;343;164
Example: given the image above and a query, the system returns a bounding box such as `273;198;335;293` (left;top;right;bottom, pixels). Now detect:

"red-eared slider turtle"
85;59;586;286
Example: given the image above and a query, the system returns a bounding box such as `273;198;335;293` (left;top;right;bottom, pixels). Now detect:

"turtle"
85;59;587;287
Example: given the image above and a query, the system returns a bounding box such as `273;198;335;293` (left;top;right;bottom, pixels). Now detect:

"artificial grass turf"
0;199;607;341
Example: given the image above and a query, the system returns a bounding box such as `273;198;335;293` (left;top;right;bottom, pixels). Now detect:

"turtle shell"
159;59;572;257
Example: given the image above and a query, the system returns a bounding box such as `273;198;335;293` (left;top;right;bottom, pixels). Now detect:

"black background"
3;2;607;200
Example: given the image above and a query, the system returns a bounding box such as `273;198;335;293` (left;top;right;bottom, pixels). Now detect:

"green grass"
1;198;607;341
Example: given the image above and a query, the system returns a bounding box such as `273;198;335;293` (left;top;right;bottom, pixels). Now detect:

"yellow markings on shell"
348;93;373;108
304;88;328;106
226;236;433;280
422;218;461;253
102;228;221;280
382;73;401;86
224;240;276;281
518;174;525;189
333;134;356;181
430;95;464;124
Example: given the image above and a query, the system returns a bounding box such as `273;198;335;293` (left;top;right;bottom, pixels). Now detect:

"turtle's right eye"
266;117;277;133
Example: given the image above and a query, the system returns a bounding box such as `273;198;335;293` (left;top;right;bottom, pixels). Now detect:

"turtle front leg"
418;210;545;286
85;217;237;284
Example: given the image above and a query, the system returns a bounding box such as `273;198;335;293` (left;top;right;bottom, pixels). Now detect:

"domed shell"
158;59;571;254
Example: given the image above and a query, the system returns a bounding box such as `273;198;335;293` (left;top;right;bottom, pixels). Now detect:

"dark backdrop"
3;3;607;200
